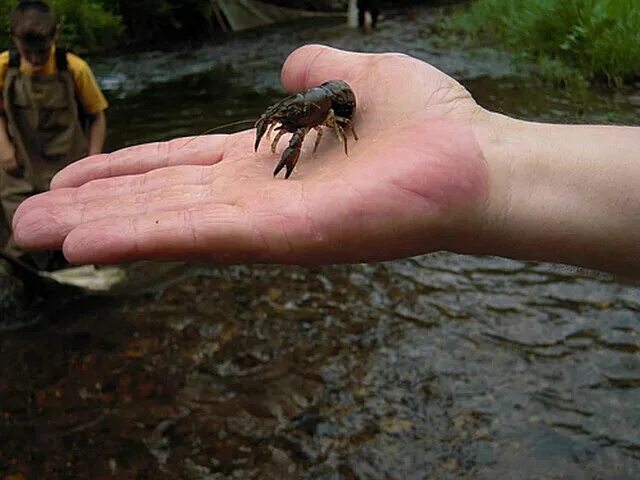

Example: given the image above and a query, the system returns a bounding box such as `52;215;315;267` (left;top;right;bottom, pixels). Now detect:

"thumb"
281;44;369;93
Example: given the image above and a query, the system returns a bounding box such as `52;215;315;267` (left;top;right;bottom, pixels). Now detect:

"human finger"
280;45;439;122
56;207;262;264
13;161;232;229
13;170;242;250
280;44;373;93
50;133;231;189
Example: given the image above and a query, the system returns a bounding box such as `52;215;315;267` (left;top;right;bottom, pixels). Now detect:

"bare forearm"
472;110;640;277
0;116;15;155
0;115;18;173
87;111;106;155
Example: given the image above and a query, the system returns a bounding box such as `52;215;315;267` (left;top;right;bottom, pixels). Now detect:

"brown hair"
9;1;58;42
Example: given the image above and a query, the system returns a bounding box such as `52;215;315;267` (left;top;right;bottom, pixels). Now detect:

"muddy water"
2;6;640;479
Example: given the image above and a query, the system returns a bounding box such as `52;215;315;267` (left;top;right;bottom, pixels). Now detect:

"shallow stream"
1;6;639;479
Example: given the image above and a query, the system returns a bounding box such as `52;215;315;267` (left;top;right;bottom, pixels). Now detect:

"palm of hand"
13;46;488;265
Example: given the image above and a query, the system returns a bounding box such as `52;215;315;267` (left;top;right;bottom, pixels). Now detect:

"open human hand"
12;44;490;265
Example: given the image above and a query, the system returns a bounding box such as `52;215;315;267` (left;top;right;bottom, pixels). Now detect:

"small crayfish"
254;80;358;179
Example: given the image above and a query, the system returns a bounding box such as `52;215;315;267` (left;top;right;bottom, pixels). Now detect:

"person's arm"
8;45;640;278
87;110;106;155
66;53;108;156
0;114;19;175
469;112;640;278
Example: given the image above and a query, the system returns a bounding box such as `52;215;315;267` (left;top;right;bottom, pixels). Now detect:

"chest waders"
0;48;88;259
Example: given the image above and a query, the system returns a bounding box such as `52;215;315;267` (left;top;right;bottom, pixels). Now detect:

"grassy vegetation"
53;0;123;52
444;0;640;86
0;0;122;52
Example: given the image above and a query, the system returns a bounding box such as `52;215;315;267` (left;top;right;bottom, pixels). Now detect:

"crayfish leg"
312;127;323;153
331;120;348;156
271;128;286;153
336;116;358;141
326;109;349;156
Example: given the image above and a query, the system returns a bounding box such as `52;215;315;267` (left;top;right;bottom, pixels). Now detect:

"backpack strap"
55;47;90;132
8;47;20;68
55;47;68;71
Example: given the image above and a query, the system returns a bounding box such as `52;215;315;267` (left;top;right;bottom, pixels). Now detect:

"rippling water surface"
1;6;639;479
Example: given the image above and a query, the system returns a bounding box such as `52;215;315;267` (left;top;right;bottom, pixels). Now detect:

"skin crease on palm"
11;45;490;266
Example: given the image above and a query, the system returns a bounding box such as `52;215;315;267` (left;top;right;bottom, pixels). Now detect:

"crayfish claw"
273;159;287;178
274;146;301;179
254;117;268;151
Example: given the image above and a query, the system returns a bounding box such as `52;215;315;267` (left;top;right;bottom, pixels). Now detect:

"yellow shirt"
0;46;108;115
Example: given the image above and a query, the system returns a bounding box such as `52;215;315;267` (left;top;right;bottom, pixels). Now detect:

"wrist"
471;110;640;277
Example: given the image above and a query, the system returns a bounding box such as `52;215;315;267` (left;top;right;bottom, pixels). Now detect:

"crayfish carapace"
254;80;358;179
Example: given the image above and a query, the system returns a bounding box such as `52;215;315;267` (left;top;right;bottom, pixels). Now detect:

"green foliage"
445;0;640;86
51;0;122;52
0;0;14;47
0;0;216;52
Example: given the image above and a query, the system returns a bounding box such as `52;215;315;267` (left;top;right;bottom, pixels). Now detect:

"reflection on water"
1;5;639;479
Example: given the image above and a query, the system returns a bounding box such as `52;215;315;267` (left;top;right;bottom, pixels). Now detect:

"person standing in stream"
0;0;108;268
